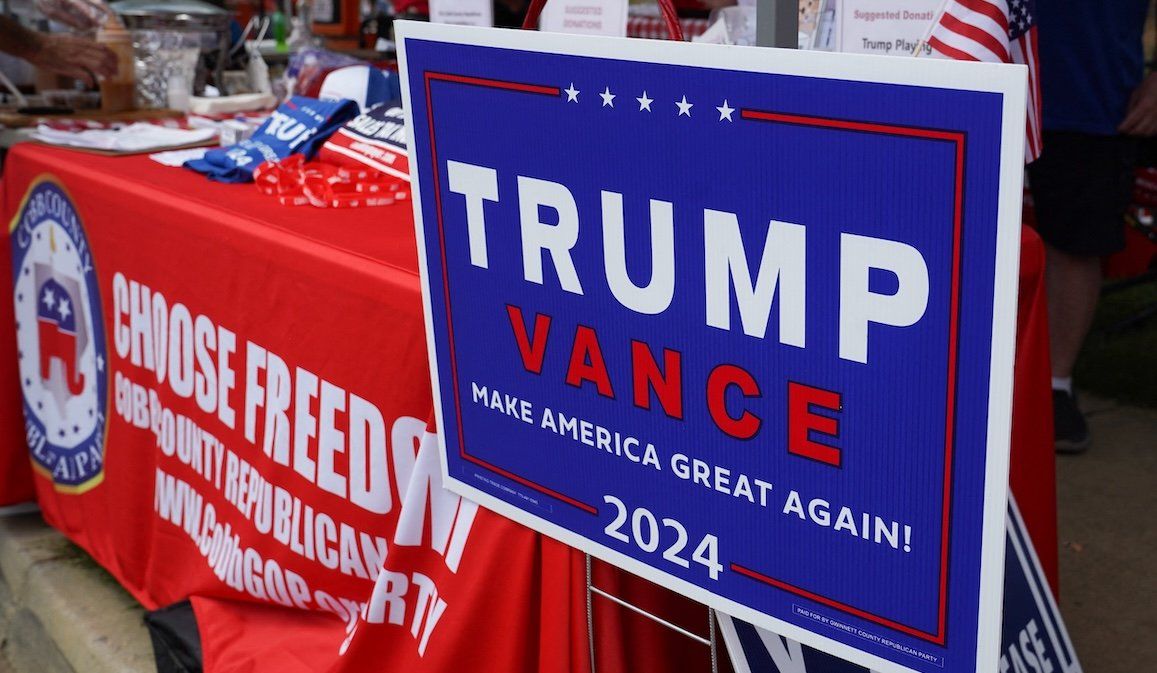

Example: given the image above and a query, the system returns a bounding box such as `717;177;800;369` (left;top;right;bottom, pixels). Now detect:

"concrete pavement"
0;509;152;673
1056;395;1157;673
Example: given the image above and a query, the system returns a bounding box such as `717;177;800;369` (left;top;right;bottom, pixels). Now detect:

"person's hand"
26;32;116;87
35;0;111;32
1119;72;1157;137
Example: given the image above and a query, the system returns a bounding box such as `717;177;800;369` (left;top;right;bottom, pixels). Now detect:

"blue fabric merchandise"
185;96;360;183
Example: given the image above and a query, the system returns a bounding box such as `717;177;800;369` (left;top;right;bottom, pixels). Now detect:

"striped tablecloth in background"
627;15;710;40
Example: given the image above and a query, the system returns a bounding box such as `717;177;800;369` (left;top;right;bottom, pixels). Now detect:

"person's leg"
1043;244;1102;452
1028;132;1135;452
1044;245;1102;379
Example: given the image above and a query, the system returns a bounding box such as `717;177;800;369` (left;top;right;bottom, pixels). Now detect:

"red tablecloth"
1009;226;1058;593
0;144;1056;671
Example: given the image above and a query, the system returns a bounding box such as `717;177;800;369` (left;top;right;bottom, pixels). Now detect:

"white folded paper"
32;123;217;153
188;93;278;116
148;147;210;167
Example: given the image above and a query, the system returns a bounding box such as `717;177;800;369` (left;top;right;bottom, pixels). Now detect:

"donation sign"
537;0;628;37
837;0;941;56
398;22;1026;673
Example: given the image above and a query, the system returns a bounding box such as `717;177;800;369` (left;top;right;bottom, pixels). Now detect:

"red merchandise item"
255;157;407;208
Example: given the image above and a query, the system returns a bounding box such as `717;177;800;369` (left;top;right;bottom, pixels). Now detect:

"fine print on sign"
720;497;1084;673
398;22;1026;673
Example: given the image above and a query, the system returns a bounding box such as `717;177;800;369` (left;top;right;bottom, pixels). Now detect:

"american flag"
928;0;1042;162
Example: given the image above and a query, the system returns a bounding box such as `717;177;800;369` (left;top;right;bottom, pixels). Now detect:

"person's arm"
0;15;44;61
1119;74;1157;136
34;0;111;32
1119;2;1157;136
0;15;115;86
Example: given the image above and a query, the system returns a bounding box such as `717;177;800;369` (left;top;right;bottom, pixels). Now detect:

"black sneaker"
1053;389;1090;454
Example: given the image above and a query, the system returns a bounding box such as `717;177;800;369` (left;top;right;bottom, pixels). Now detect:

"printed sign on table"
398;22;1026;673
538;0;628;36
837;0;941;56
429;0;494;28
719;497;1083;673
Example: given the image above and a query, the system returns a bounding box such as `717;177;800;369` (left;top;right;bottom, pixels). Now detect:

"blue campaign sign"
719;497;1084;673
398;22;1026;673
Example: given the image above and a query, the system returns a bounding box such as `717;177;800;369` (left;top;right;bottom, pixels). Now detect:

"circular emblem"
11;177;107;492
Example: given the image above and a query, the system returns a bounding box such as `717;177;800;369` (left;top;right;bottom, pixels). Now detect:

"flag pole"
912;0;952;57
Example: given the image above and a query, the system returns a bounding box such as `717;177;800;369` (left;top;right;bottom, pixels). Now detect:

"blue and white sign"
399;22;1026;673
719;497;1083;673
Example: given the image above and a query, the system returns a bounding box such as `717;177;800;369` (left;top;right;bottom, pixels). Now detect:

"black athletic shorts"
1027;131;1138;256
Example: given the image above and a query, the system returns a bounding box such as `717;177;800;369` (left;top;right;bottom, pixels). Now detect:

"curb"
0;509;154;673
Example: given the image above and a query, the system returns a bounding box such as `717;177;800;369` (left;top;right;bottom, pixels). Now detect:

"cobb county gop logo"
10;177;108;492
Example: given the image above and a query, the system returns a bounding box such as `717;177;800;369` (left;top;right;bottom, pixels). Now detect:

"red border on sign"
424;74;965;645
734;108;965;647
423;72;600;515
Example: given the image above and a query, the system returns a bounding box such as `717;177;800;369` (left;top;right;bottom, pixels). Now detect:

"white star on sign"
42;288;55;310
676;95;693;117
716;99;735;122
636;91;653;112
564;83;580;102
97;354;105;372
600;87;616;108
58;297;71;322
